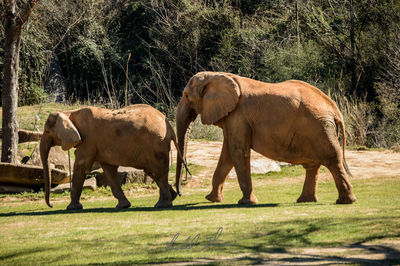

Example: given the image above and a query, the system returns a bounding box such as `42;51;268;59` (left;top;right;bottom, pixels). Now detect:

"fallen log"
0;162;69;186
0;129;42;143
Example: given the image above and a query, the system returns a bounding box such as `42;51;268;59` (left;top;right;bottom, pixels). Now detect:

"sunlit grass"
253;165;329;179
0;175;399;264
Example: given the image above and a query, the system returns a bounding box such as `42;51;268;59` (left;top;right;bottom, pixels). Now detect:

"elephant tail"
335;115;353;177
168;122;191;196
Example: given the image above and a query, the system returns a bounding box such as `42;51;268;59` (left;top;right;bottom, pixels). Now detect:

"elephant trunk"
175;99;197;196
40;134;54;208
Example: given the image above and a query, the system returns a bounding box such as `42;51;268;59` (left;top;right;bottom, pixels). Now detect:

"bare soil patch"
172;140;400;181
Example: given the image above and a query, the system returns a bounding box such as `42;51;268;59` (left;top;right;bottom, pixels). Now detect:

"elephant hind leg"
297;164;320;203
148;170;173;208
101;163;131;209
325;161;356;204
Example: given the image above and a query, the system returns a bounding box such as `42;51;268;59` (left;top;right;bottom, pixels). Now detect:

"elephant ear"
55;113;82;151
200;74;241;125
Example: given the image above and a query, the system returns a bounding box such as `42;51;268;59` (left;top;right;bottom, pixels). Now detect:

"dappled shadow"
0;202;279;217
225;216;400;266
76;216;400;265
0;247;54;261
234;216;400;251
1;214;399;265
227;242;400;265
79;241;400;265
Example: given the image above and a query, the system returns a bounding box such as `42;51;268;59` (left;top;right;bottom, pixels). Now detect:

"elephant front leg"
297;164;320;203
102;163;131;209
67;148;95;210
67;160;92;210
67;167;86;210
206;139;233;203
227;127;258;205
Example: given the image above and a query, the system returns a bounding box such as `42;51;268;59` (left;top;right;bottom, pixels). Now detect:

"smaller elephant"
40;104;184;209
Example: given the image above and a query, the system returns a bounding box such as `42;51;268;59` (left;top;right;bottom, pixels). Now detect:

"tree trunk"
2;0;21;163
295;0;300;45
349;0;356;95
1;0;40;163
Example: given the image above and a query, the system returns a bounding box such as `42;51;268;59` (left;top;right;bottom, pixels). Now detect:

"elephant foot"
116;199;131;209
297;194;318;203
205;192;224;202
155;200;172;208
66;202;83;210
238;194;258;205
336;193;356;204
169;186;178;201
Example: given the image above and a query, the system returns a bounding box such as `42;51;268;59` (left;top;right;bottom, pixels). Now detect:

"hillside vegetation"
0;0;399;147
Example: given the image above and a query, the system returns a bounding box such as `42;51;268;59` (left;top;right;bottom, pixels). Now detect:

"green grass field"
1;173;399;265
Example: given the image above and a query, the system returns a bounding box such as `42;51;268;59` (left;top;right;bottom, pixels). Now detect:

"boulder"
121;167;153;184
27;145;72;171
93;167;153;187
228;158;282;178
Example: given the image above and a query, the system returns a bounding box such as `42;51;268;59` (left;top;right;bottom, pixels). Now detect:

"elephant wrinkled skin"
175;71;356;205
40;104;181;209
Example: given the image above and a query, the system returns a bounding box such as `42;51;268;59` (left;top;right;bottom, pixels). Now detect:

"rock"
228;158;282;178
91;161;102;171
51;177;96;193
93;167;153;187
27;145;72;171
91;170;125;187
0;184;34;194
391;145;400;153
122;167;153;184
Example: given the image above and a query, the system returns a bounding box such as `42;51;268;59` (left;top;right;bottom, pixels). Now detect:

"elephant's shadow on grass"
0;202;280;217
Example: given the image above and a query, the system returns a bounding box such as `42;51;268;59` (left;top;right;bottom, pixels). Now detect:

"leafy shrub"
19;84;49;106
189;117;223;141
333;93;375;146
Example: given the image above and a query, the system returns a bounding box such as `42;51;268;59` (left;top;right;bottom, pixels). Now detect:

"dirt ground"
172;140;400;180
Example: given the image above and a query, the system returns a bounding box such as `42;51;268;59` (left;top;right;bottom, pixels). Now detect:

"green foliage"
19;84;49;106
189;117;223;141
1;0;399;147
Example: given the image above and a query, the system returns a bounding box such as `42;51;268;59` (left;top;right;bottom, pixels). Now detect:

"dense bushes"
0;0;399;147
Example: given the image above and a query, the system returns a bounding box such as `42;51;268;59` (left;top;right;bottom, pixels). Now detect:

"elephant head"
40;112;81;207
175;72;241;195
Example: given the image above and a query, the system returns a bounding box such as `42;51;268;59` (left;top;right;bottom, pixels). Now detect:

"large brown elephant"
40;104;183;210
175;71;356;205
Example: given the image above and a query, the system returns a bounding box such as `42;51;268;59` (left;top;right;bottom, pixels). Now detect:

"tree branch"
18;0;40;26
